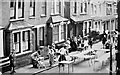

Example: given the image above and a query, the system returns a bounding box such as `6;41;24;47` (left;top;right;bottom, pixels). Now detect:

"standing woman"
88;38;93;49
49;46;55;67
9;50;16;74
102;35;107;49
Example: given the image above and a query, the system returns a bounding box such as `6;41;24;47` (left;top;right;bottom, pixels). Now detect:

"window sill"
10;18;25;22
60;39;65;42
29;16;35;19
72;13;77;16
40;14;47;17
15;51;32;57
50;13;60;16
80;13;87;15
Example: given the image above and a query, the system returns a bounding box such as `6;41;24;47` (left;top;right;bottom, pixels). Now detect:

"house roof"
71;15;92;22
46;15;69;24
6;21;34;30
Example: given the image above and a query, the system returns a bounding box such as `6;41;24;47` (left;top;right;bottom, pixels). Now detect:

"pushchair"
31;54;46;69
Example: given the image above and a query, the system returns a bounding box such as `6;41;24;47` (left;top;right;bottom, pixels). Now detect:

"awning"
46;15;69;24
7;21;34;30
70;15;92;22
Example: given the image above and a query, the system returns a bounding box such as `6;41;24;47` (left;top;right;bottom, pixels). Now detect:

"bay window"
22;31;30;51
39;27;44;46
61;24;65;40
53;25;59;43
13;32;20;53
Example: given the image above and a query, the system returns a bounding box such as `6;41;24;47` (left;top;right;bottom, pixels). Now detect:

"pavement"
3;41;117;74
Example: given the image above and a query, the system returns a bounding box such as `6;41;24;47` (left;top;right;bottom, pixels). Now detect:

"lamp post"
109;19;112;75
117;0;120;75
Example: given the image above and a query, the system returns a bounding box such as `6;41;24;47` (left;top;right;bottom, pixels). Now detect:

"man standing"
9;50;16;74
102;35;107;49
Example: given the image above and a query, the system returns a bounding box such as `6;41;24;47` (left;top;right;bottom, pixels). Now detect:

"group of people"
48;35;94;67
69;35;93;52
102;31;118;49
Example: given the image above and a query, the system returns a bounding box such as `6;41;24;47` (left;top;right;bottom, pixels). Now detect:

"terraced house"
0;0;69;73
0;0;118;73
65;0;118;38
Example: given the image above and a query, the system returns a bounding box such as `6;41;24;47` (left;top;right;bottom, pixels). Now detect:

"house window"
73;1;77;14
94;5;97;14
114;4;117;14
85;22;87;36
61;24;65;40
106;4;112;15
99;4;101;14
41;0;46;16
51;0;55;15
10;0;16;19
56;0;61;14
53;25;59;43
81;3;83;13
80;2;87;14
30;0;35;16
22;31;30;51
10;0;24;20
10;0;15;8
91;4;94;14
13;32;20;53
18;0;24;18
84;3;87;13
39;27;44;46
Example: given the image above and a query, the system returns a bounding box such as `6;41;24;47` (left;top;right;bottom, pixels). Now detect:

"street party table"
68;49;96;67
93;50;117;70
95;49;110;51
58;60;74;73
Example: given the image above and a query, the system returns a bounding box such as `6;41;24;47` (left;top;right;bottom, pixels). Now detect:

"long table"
95;49;110;51
93;50;117;70
68;49;96;67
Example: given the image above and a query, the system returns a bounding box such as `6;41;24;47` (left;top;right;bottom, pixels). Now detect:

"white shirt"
59;47;67;55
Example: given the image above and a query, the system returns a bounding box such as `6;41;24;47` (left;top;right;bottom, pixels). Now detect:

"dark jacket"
102;37;107;44
70;41;77;51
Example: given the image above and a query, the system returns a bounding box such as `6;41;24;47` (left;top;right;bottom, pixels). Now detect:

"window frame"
13;32;21;54
56;0;61;14
22;30;30;52
29;0;35;17
41;0;47;17
53;24;59;43
51;0;55;15
61;24;65;41
80;2;87;14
